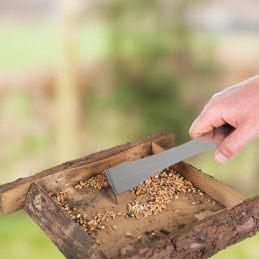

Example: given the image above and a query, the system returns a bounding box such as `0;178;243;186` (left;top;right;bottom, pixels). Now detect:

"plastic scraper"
105;124;234;203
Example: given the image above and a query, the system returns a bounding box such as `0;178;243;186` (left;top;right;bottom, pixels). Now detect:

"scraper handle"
199;124;235;144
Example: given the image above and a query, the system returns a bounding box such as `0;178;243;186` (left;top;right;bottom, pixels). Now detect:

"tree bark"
125;195;259;259
25;183;106;259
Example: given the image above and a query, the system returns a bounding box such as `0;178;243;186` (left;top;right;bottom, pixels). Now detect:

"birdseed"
48;166;207;243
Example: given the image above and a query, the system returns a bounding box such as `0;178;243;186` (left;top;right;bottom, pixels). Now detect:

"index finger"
189;106;226;138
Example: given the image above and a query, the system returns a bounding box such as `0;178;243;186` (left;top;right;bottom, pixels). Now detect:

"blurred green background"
0;0;259;258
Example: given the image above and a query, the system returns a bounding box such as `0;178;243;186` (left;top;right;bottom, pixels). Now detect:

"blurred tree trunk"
55;0;82;162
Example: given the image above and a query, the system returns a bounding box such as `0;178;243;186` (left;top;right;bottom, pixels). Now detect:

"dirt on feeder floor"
49;168;225;258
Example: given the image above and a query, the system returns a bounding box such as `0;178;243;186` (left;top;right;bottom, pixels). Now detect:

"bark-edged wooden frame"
1;130;259;259
25;182;259;259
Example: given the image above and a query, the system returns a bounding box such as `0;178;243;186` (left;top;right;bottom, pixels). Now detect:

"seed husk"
125;232;132;238
137;235;142;240
96;239;101;245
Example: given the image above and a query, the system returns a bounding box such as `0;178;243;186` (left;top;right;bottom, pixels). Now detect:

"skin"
189;75;259;164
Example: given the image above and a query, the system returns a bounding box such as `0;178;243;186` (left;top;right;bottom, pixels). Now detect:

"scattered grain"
125;232;132;238
137;235;142;240
112;225;117;230
96;239;101;245
49;167;203;236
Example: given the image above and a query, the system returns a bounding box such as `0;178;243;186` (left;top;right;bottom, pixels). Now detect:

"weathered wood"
125;195;259;259
0;130;174;214
151;133;175;151
173;162;247;208
24;183;107;259
151;142;165;154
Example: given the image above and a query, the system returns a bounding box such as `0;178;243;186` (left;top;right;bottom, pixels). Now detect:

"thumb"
214;124;252;164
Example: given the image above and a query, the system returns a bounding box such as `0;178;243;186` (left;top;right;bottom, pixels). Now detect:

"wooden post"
55;0;82;163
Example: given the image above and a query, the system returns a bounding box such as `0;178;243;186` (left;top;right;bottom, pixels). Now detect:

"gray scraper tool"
105;124;234;203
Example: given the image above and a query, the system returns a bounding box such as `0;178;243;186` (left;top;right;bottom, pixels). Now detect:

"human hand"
189;75;259;164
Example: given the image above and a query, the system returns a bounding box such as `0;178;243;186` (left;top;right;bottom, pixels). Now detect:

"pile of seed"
75;172;109;190
127;168;202;217
74;167;202;218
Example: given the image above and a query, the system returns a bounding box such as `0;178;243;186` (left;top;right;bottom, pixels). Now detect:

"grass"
0;211;64;259
212;233;259;259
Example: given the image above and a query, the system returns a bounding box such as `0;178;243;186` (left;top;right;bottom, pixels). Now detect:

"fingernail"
215;151;229;164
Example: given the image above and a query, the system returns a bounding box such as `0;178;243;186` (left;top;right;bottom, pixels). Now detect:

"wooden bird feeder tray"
0;130;259;259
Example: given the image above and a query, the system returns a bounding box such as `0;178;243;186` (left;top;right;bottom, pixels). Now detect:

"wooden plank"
172;162;247;208
151;132;175;151
151;142;166;154
0;130;171;214
125;195;259;258
24;183;107;259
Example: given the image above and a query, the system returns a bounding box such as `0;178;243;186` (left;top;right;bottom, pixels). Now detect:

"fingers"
214;123;255;164
189;105;226;138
